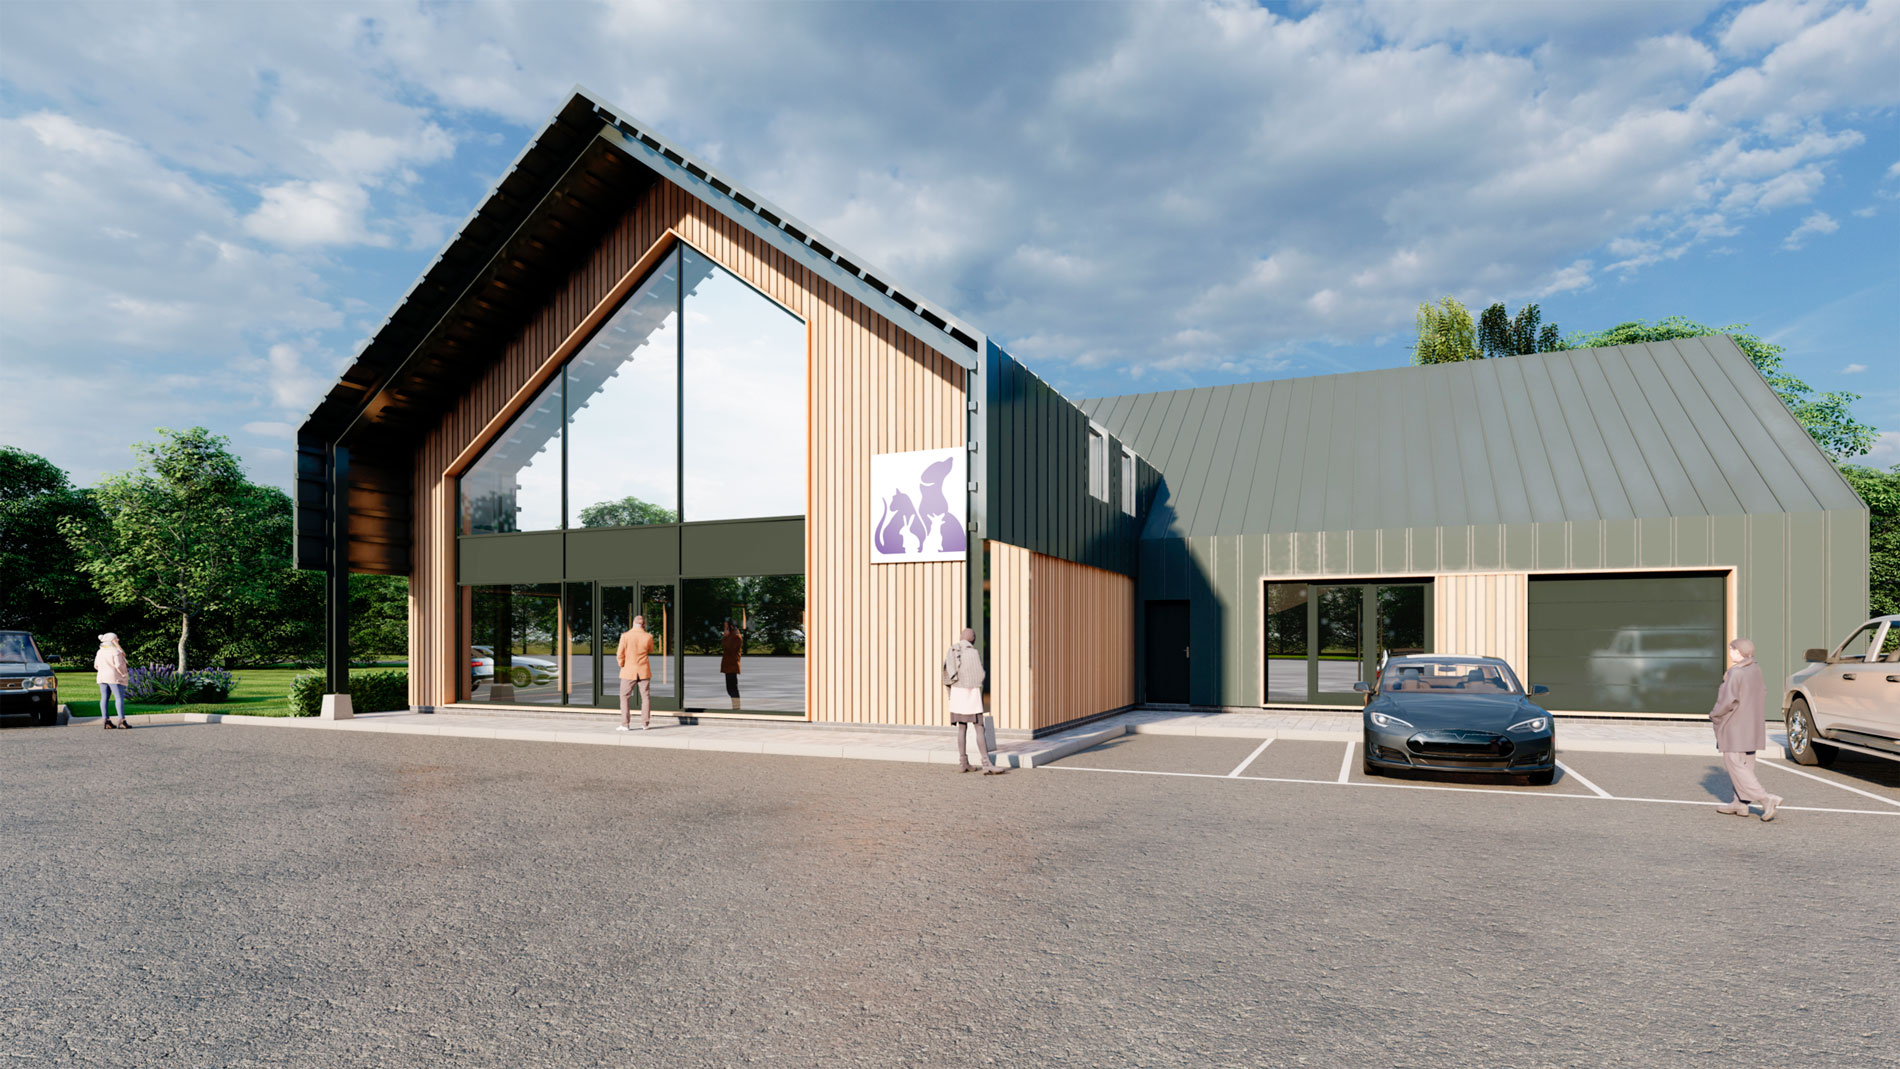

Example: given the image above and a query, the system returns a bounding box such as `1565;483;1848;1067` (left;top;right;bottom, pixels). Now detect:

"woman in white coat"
1710;637;1779;820
94;633;131;730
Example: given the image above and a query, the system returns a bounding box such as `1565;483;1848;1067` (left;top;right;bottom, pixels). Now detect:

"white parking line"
1557;760;1612;798
1758;760;1900;809
1227;738;1274;778
1044;764;1900;816
1337;740;1355;784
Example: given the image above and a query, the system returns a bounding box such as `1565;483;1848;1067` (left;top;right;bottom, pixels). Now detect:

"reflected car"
1358;655;1558;785
469;645;558;688
0;630;61;725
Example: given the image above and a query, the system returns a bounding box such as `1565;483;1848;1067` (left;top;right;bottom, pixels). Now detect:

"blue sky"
2;0;1895;491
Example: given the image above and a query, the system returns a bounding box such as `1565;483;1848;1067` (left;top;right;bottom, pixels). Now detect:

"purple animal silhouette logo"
871;449;968;562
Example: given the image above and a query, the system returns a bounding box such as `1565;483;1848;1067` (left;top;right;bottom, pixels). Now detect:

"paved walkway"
76;705;1767;766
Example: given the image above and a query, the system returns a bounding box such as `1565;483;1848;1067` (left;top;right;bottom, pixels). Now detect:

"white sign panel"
870;448;968;564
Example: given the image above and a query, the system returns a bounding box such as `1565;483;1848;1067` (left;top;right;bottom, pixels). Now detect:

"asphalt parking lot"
1046;733;1900;816
5;721;1898;1068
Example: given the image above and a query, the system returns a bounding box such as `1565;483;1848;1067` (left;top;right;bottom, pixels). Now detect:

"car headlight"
27;675;58;691
1368;711;1413;730
1507;716;1549;733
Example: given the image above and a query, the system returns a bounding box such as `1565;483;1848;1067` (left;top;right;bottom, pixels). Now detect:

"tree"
578;494;680;527
1477;302;1565;358
1413;297;1477;364
1839;465;1900;618
0;447;110;656
1565;317;1878;461
61;428;295;672
350;574;410;662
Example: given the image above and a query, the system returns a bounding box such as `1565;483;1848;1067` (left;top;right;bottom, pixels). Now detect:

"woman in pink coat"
94;632;131;730
1709;637;1780;820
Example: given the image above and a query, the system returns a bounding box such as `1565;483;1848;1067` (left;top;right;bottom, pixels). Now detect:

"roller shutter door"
1527;574;1725;715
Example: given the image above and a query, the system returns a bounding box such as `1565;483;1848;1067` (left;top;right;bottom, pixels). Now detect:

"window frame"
1087;426;1108;502
1119;448;1137;515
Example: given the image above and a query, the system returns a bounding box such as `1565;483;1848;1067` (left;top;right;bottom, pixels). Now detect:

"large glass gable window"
458;243;806;534
568;251;680;527
682;247;806;522
461;377;562;535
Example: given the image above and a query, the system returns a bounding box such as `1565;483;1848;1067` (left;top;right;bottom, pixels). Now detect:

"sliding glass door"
1263;580;1432;706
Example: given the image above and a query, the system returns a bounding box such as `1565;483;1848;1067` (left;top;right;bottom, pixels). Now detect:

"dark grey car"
1358;655;1558;785
0;631;61;725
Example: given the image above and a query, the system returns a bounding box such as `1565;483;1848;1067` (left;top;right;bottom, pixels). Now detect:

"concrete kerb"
56;707;1777;766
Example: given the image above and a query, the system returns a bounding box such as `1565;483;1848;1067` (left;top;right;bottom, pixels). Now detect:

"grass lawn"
56;666;305;718
54;663;404;719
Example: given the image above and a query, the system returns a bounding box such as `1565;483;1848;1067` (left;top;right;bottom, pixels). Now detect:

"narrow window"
1087;427;1108;501
1120;449;1136;515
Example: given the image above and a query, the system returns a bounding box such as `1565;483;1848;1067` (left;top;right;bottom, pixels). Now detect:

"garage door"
1527;574;1725;715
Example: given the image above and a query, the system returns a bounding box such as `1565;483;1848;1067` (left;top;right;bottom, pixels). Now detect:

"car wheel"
1784;699;1838;767
509;665;533;688
1526;769;1555;787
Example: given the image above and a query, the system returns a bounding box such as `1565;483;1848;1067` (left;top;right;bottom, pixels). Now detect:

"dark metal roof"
298;86;981;458
1080;336;1863;540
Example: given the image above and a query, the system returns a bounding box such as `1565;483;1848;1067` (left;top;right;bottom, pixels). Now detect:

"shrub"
288;669;410;717
123;664;239;704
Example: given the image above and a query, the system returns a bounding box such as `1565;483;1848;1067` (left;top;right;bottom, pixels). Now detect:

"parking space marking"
1227;738;1274;778
1556;760;1612;798
1337;740;1355;784
1758;759;1900;809
1044;764;1900;816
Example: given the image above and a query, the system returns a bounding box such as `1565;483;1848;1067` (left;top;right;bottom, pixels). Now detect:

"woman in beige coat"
1709;637;1780;820
94;632;131;730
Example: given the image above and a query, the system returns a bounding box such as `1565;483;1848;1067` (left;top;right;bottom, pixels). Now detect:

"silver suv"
1782;615;1900;766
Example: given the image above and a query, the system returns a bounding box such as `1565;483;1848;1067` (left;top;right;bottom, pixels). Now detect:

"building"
298;89;1866;727
1081;340;1869;718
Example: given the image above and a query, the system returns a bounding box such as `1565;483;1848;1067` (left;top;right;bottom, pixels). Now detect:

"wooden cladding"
410;175;966;718
1433;572;1529;681
989;541;1136;733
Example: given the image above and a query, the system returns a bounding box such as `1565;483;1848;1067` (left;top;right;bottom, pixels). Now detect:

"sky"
1;0;1896;492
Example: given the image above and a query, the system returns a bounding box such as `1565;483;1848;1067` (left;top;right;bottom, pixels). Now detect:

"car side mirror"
1803;648;1828;663
46;654;61;664
1352;681;1371;693
1530;684;1549;695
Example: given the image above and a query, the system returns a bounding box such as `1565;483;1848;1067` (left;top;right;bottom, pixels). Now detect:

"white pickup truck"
1782;614;1900;765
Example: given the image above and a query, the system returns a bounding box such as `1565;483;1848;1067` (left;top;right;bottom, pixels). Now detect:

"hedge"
288;670;410;718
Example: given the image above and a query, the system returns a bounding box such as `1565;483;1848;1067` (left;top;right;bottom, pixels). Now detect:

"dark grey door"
1146;600;1190;704
1527;574;1725;714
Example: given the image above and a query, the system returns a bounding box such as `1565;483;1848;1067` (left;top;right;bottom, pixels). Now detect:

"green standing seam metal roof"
1079;336;1863;541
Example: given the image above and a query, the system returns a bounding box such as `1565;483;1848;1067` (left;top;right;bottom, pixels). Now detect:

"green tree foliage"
1477;302;1566;358
1413;297;1477;364
1839;465;1900;618
0;447;113;656
350;574;410;660
578;495;679;527
1565;317;1877;461
60;428;302;671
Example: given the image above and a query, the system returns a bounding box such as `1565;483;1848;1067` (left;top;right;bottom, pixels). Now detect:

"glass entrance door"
1264;580;1432;705
599;580;679;712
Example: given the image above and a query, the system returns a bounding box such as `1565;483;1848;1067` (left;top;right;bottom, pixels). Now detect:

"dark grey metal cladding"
681;519;803;577
1083;338;1864;540
458;520;802;586
567;525;680;579
459;531;564;585
983;342;1154;576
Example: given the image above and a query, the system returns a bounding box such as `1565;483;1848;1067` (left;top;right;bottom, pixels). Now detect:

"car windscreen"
0;633;39;664
1382;662;1520;695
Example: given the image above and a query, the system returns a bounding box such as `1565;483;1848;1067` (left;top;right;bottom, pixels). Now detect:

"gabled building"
299;89;1865;727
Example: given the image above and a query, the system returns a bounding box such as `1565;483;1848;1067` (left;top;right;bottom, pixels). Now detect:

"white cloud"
242;421;296;438
243;180;383;247
1719;0;1842;56
1782;210;1840;248
1861;430;1900;469
1841;362;1868;374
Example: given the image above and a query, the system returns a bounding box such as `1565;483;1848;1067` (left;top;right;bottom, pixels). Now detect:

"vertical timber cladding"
412;180;967;721
988;541;1136;733
1432;572;1529;682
